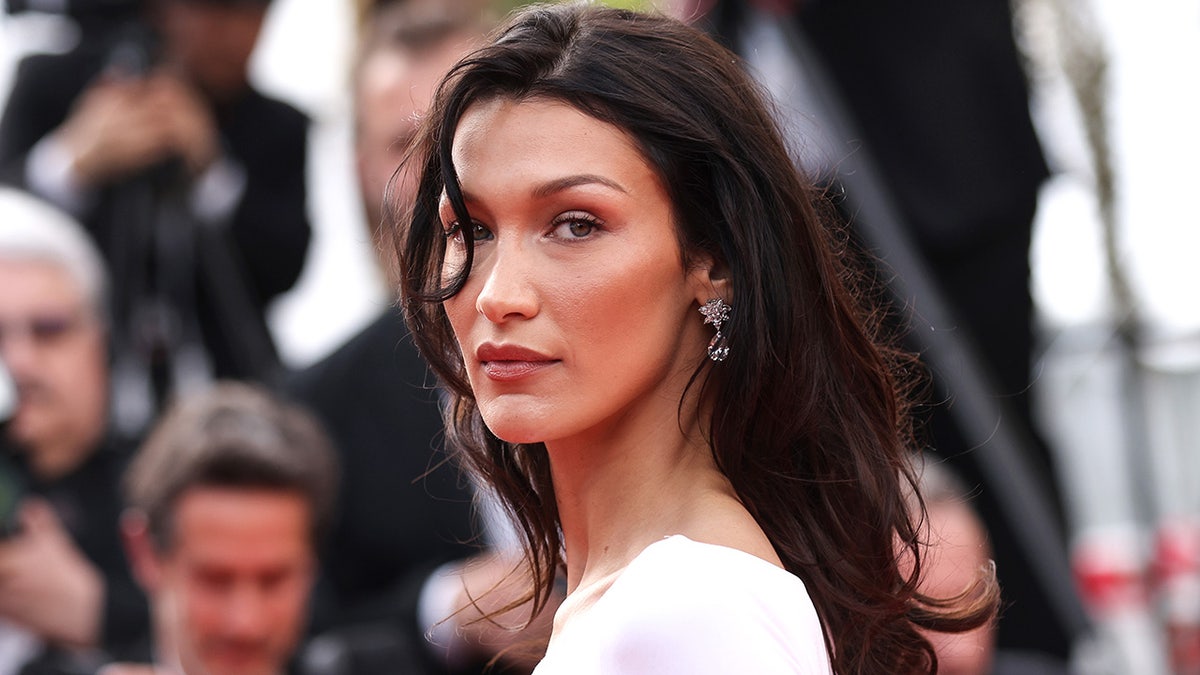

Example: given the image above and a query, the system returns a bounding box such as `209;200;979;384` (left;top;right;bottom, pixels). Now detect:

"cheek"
274;573;312;610
161;576;217;650
78;337;107;383
60;338;107;411
559;251;689;358
443;299;476;390
442;263;475;332
180;583;222;630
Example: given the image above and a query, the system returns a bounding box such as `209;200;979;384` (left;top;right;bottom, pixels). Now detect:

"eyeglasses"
0;311;90;349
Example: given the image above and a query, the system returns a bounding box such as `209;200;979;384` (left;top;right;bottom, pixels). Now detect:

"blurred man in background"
119;381;337;675
0;187;147;674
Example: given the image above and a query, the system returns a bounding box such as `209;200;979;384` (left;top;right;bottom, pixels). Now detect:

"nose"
475;240;539;324
222;583;271;640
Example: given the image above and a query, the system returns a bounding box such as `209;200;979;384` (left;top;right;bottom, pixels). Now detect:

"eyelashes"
551;211;601;239
443;219;493;243
443;210;605;242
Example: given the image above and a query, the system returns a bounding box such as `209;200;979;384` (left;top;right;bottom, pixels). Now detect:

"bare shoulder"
676;489;784;569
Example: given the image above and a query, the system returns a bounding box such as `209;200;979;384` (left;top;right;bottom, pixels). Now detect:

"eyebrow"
448;173;630;212
529;174;628;198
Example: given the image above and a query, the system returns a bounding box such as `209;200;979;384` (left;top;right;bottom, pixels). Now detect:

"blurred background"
1;0;1198;673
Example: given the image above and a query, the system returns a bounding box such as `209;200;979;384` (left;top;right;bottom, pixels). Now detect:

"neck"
546;395;741;593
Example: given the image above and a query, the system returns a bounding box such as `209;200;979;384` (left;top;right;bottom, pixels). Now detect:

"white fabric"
534;535;832;674
25;134;93;216
0;620;39;675
188;155;246;226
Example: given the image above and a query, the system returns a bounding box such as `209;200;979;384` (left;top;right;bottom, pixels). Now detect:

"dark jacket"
289;309;481;674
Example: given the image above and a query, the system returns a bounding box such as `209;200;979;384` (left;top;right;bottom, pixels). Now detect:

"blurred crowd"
0;0;1195;674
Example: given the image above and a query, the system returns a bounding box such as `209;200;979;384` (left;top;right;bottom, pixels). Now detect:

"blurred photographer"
0;188;147;674
0;0;311;436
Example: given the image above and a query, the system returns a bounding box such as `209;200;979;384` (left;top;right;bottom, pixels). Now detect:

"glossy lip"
476;342;559;382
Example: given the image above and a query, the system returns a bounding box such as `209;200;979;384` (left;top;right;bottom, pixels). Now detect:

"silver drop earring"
699;298;732;362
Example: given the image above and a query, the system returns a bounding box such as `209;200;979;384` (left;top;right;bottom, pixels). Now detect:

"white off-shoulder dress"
533;535;833;674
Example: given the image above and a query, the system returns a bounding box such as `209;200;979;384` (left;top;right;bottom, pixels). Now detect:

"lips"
476;343;559;381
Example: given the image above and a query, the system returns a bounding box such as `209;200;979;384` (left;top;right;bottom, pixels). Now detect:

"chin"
203;660;277;675
198;651;280;675
478;409;557;446
482;419;548;446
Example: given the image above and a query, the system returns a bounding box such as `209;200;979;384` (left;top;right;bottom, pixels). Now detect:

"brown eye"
568;220;594;237
553;211;601;239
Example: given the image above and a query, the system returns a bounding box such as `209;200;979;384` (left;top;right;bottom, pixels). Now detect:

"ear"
687;251;732;307
121;509;163;593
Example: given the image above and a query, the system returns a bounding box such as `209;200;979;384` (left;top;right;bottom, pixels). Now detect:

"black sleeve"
287;314;484;674
100;576;151;651
35;443;152;655
0;52;93;193
219;94;313;305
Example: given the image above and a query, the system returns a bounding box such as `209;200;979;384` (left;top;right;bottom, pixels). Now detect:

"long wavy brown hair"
394;3;998;672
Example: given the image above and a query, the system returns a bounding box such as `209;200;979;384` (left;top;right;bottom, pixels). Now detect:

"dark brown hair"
123;381;339;551
395;3;998;672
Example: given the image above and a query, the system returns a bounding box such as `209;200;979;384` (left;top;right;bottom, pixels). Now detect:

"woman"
395;3;998;673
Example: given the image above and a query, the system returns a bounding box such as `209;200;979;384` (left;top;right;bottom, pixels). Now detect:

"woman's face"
440;97;718;446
